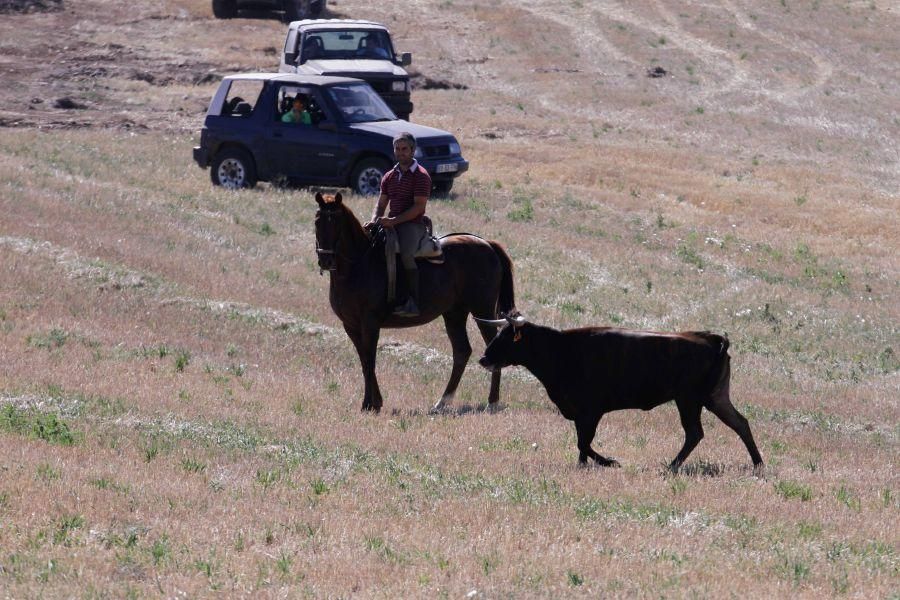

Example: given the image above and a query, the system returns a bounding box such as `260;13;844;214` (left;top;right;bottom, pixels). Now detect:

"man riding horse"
365;132;430;317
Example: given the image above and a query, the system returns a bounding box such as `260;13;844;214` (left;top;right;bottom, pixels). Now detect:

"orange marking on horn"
323;194;336;204
513;330;522;342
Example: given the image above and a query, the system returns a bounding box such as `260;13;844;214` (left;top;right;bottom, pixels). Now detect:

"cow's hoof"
430;395;451;414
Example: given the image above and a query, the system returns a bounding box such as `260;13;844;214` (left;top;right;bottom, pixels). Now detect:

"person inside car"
281;96;312;125
356;35;390;59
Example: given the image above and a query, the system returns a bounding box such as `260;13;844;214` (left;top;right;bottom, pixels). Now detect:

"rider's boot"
393;268;420;317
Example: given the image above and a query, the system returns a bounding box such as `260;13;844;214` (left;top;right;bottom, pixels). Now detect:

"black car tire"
284;0;309;21
211;147;257;190
212;0;237;19
350;157;390;196
432;180;454;196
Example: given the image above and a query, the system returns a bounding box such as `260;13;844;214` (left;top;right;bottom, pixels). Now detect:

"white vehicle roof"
288;19;388;31
222;72;365;86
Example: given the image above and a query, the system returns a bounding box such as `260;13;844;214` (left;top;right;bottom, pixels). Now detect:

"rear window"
221;80;264;117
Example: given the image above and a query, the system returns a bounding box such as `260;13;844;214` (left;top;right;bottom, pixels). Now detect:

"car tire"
350;157;390;196
432;180;454;196
212;0;237;19
283;0;309;21
211;147;257;190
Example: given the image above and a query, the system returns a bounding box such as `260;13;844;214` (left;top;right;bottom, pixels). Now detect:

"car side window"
275;86;329;126
221;80;263;117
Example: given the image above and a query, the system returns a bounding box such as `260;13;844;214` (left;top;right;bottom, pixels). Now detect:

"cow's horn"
474;317;508;327
507;314;527;327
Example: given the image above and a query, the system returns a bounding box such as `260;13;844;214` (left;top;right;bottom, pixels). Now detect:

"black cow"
478;315;763;472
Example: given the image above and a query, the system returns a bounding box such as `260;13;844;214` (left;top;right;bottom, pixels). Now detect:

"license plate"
436;163;458;174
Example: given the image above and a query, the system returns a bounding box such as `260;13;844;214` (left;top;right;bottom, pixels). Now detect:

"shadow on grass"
389;403;508;418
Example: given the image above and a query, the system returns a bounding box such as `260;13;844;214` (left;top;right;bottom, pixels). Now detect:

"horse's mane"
334;200;371;252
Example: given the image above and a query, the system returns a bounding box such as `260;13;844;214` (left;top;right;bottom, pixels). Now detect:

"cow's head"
477;312;528;371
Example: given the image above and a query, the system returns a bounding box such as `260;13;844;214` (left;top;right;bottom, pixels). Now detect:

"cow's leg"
575;418;619;467
670;399;704;472
432;310;472;412
705;379;764;467
345;324;383;412
475;320;502;407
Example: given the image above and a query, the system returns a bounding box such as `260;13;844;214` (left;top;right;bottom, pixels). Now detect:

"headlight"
391;80;408;92
414;146;424;159
449;142;461;155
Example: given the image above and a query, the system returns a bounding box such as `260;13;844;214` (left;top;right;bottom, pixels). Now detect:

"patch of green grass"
775;480;813;502
181;457;207;474
256;469;281;490
174;349;191;372
150;537;170;565
507;196;534;222
0;404;80;446
835;485;861;512
797;521;823;539
310;478;329;496
53;514;84;546
365;535;408;565
90;477;130;494
275;551;294;579
676;243;704;269
567;569;584;586
26;328;71;350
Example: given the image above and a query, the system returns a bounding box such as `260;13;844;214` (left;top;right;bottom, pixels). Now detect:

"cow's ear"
334;192;343;204
315;192;325;206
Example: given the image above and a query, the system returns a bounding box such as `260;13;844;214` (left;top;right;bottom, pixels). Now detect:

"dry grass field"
1;0;898;597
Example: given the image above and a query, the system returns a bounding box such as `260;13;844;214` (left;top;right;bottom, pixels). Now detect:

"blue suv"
192;73;468;194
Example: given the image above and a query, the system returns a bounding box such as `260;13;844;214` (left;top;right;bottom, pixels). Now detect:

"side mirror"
284;51;297;65
398;52;412;67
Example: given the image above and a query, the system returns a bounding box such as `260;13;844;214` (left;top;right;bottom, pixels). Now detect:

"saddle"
382;216;444;303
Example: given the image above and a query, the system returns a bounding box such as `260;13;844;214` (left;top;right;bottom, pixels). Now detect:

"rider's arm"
390;195;426;225
371;193;389;222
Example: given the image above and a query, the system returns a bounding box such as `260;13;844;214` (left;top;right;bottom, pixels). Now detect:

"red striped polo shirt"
380;161;431;223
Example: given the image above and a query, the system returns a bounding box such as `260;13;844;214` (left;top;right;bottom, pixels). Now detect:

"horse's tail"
489;241;516;316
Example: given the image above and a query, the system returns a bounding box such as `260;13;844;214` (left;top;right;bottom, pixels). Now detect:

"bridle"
315;207;381;273
315;207;342;273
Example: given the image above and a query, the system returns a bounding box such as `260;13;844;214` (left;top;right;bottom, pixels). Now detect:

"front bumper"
193;146;209;168
423;158;469;180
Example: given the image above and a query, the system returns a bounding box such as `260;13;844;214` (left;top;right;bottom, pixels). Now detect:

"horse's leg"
345;324;383;412
432;310;471;412
476;321;502;410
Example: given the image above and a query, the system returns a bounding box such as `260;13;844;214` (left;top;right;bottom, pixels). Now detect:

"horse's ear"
334;192;343;204
315;192;325;206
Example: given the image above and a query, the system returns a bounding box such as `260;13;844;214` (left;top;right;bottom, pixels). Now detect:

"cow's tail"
489;240;516;316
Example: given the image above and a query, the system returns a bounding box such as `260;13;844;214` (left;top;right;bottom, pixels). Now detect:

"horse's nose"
318;253;336;271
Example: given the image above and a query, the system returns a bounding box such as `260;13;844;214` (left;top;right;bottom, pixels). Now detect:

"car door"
264;85;346;183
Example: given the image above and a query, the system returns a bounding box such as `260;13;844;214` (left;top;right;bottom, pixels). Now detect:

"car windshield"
327;83;397;123
302;29;394;61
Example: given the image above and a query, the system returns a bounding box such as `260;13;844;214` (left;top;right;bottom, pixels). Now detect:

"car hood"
348;120;455;143
297;60;408;78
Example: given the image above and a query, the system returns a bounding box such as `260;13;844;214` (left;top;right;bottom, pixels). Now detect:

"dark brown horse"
314;192;516;412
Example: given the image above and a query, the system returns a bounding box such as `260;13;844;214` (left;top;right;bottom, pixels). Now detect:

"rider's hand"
380;217;397;228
